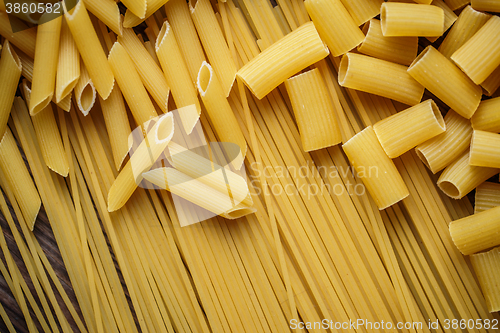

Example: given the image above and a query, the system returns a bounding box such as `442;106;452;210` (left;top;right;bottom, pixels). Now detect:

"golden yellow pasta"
120;0;146;20
56;18;80;104
339;52;424;106
82;0;122;35
123;0;170;28
0;11;36;58
342;126;409;210
408;46;482;119
380;3;444;37
470;247;500;313
426;0;457;43
481;65;500;96
472;0;500;12
339;0;383;26
444;0;470;10
471;97;500;132
74;60;96;116
0;40;21;138
474;182;500;214
16;50;33;82
469;130;500;169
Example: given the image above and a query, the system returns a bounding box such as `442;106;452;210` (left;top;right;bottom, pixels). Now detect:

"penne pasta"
380;3;444;37
437;150;499;199
30;16;62;115
0;127;41;230
451;16;500;85
339;0;383;26
0;41;22;137
285;68;342;152
74;60;96;116
342;126;409;210
118;28;170;113
474;182;500;214
16;50;33;82
470;96;500;132
358;19;418;66
373;100;446;158
108;41;158;127
155;21;201;132
481;65;500;96
237;22;329;99
426;0;457;43
304;0;364;57
415;110;473;174
55;93;72;112
82;0;122;35
408;46;482;119
120;0;146;20
450;206;500;255
56;18;80;103
64;0;115;99
197;61;246;169
471;0;500;12
339;52;424;106
469;130;500;169
438;5;490;59
0;11;36;58
190;0;237;97
470;247;500;313
123;0;170;28
240;0;284;47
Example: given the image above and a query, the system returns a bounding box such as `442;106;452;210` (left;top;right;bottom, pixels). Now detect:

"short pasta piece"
74;60;96;116
339;0;383;26
469;130;500;169
474;182;500;214
380;3;444;37
471;97;500;132
470;247;500;313
481;64;500;97
471;0;500;12
0;41;22;138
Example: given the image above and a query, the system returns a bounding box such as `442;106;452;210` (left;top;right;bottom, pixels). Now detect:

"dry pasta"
74;60;96;116
471;0;500;12
471;97;500;132
56;18;80;104
0;40;21;137
474;182;500;214
380;3;444;37
469;130;500;169
470;247;500;313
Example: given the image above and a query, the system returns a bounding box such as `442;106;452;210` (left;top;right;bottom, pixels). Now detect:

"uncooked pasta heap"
0;0;500;332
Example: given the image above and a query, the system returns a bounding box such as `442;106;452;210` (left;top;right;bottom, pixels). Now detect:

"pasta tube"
30;16;62;115
0;41;22;138
64;0;115;99
426;0;457;43
237;22;329;99
444;0;469;10
118;28;170;113
471;0;500;12
470;247;500;313
17;50;33;82
437;151;499;199
451;16;500;85
0;128;41;230
74;60;96;116
408;46;482;119
56;18;80;104
342;126;409;210
197;62;246;169
108;113;174;212
339;0;383;26
82;0;122;35
380;3;444;37
285;68;342;152
339;52;424;106
415;110;472;174
469;130;500;169
123;0;170;28
304;0;364;57
481;65;500;96
120;0;146;20
471;97;500;132
449;206;500;255
358;19;418;66
474;182;500;214
0;12;36;58
373;100;445;158
108;42;158;127
190;0;237;97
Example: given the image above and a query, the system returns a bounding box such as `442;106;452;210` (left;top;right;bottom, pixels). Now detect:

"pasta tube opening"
438;180;461;198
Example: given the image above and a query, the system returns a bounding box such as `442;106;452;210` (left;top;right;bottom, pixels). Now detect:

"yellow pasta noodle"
481;65;500;96
237;21;329;99
285;68;342;152
55;92;72;112
339;0;383;26
56;18;80;103
381;3;444;37
339;52;424;106
373;100;445;158
82;0;122;35
474;182;500;214
108;41;158;127
64;0;114;99
0;40;21;138
437;150;499;199
426;0;457;43
469;130;500;169
304;0;364;57
74;60;96;116
120;0;146;20
342;126;409;210
118;28;170;113
17;50;33;82
190;0;237;97
123;0;170;28
472;0;500;12
471;96;500;132
0;11;36;58
30;16;62;115
451;15;500;85
408;46;482;119
0;128;41;230
450;206;500;255
470;247;500;313
415;110;473;174
358;19;418;66
444;0;469;10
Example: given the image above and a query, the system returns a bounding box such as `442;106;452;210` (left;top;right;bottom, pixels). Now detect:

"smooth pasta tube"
408;46;482;119
472;0;500;12
285;68;342;152
358;19;418;66
304;0;364;57
339;52;424;106
474;182;500;214
470;247;500;313
437;151;499;199
0;41;22;138
373;100;445;158
342;126;409;210
415;110;472;174
237;22;329;100
380;3;444;37
471;97;500;132
451;16;500;85
449;206;500;255
469;130;500;169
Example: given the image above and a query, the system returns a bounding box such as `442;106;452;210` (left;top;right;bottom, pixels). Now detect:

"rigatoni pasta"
426;0;457;43
481;65;500;96
469;130;500;169
470;97;500;132
443;0;469;10
380;3;444;37
0;40;22;138
470;247;500;313
471;0;500;12
339;0;383;26
474;182;500;214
